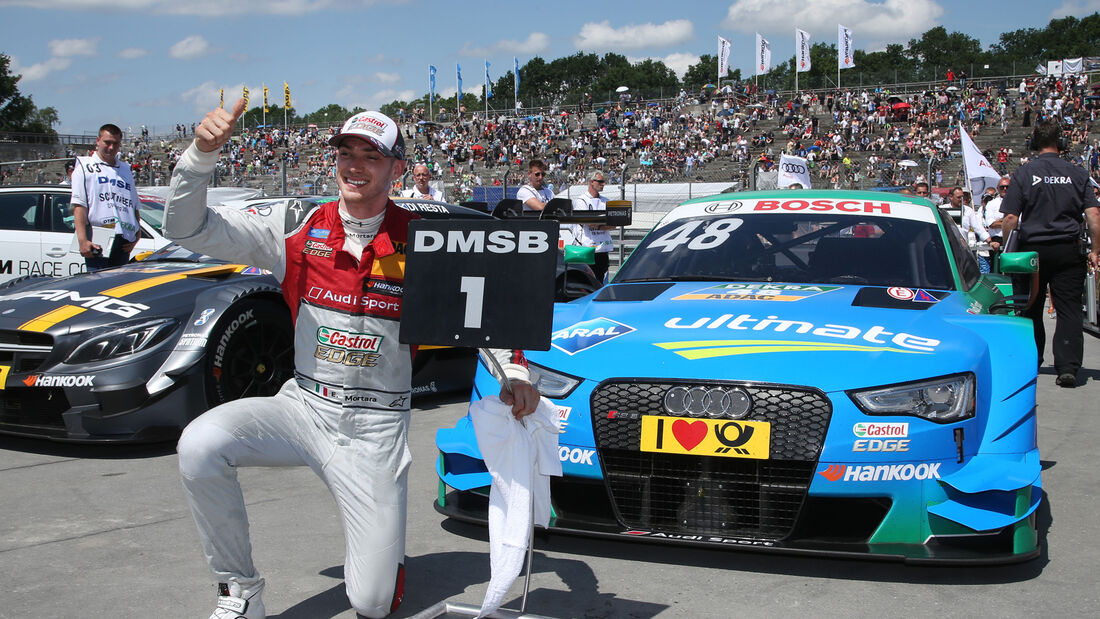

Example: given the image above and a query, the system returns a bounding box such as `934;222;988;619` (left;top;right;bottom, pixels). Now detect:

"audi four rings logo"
781;163;807;174
704;201;743;213
663;385;752;419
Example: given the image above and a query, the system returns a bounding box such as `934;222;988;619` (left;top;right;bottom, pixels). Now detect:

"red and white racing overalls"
164;144;527;617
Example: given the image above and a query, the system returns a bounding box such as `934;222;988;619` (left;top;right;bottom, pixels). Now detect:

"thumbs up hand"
195;98;246;153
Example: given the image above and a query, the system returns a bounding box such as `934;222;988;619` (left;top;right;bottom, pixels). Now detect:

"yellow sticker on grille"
0;365;9;390
639;415;770;459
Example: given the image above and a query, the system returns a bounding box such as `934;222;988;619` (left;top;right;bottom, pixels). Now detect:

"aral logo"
551;317;635;355
316;326;383;352
853;422;909;438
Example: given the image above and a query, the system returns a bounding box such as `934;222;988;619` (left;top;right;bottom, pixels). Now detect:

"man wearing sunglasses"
516;159;553;212
569;171;615;282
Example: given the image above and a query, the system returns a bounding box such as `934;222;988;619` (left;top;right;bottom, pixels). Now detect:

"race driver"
163;99;540;619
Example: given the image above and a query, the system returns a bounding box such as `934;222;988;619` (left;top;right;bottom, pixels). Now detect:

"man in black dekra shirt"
1001;120;1100;387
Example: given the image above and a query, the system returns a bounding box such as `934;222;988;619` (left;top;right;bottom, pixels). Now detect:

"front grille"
0;387;69;431
592;380;831;540
0;330;54;373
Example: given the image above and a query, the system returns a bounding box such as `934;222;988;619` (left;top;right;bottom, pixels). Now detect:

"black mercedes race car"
0;197;600;442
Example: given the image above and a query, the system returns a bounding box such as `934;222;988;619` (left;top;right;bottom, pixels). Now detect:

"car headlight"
527;360;582;399
65;318;178;364
847;373;975;423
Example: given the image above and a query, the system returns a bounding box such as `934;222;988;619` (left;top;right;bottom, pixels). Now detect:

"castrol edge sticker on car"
675;197;937;224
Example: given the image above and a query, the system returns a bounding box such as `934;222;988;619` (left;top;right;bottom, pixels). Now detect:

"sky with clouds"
1;0;1098;134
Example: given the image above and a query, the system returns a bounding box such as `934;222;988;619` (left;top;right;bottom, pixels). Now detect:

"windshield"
139;199;165;233
616;213;954;290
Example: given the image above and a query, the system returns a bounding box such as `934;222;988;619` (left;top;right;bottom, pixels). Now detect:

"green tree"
0;53;57;133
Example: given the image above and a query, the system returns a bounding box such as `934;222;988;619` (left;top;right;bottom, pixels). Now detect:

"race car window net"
939;213;982;290
615;214;955;290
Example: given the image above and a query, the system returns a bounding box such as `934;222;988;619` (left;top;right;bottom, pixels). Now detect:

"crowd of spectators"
5;71;1100;199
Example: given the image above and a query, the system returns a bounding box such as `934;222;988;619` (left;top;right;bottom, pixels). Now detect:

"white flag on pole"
718;36;731;78
756;33;771;75
838;25;855;69
796;29;812;73
778;154;813;189
959;126;1002;196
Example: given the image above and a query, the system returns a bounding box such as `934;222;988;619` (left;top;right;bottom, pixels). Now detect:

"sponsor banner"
796;28;812;73
640;416;771;459
756;33;771;75
671;197;936;223
673;283;839;302
817;462;941;482
838;25;855;69
718;36;731;78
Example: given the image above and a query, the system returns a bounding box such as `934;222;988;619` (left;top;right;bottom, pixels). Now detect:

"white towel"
469;396;562;617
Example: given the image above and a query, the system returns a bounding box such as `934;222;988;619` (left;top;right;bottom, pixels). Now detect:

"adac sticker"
551;317;635;355
674;282;839;302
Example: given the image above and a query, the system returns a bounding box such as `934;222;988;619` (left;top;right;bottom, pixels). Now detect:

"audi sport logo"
663;385;752;419
781;162;807;174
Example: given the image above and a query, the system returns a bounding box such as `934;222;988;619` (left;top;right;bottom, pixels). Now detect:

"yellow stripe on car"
19;305;87;332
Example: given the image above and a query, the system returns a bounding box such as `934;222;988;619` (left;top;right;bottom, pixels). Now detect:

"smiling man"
163;101;538;619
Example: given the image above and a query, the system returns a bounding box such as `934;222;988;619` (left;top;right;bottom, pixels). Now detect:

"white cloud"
1050;0;1100;18
574;20;694;51
628;52;700;79
181;81;224;115
48;38;98;57
11;56;73;82
722;0;942;45
459;32;549;57
373;72;402;84
118;47;148;59
170;35;210;60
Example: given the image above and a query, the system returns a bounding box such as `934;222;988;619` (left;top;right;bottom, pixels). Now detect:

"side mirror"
998;251;1039;274
989;251;1039;315
564;245;596;265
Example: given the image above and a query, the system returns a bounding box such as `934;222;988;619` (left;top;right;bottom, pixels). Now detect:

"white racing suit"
164;144;529;617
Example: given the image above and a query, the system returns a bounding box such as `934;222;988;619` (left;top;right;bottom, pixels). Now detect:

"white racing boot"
209;579;265;619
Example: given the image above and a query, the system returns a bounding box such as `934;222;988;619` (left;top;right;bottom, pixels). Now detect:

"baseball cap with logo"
329;111;406;160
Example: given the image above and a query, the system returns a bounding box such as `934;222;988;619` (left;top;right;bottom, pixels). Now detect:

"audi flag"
778;154;813;189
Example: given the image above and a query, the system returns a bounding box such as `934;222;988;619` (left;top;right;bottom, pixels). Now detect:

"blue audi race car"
435;189;1044;564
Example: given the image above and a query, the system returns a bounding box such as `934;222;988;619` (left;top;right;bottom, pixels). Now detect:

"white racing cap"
328;111;406;160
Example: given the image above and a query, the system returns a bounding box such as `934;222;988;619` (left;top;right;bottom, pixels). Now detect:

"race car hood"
534;281;986;392
0;261;274;335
